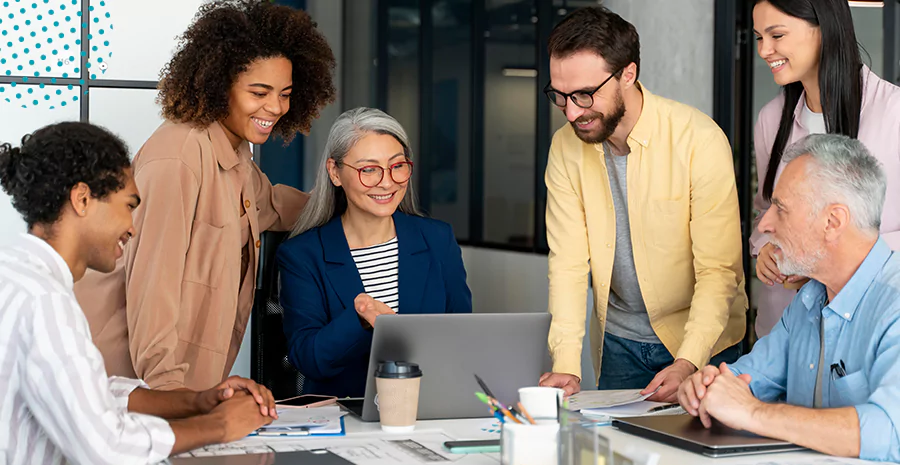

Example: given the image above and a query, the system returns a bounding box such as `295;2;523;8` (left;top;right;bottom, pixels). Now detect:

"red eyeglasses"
342;160;414;188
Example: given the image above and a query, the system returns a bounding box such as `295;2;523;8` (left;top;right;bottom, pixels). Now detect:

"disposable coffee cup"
375;361;423;433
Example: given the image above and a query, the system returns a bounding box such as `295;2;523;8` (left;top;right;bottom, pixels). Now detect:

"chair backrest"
251;230;305;400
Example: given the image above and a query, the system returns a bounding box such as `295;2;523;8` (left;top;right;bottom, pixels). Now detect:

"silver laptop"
613;415;804;457
350;313;551;421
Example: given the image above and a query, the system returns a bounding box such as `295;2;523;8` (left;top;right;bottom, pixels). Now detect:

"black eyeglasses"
543;67;623;109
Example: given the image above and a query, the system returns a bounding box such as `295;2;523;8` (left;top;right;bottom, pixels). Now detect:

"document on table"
256;405;346;435
579;401;685;418
174;430;500;464
566;389;655;411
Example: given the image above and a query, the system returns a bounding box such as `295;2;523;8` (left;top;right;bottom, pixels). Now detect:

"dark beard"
570;91;626;144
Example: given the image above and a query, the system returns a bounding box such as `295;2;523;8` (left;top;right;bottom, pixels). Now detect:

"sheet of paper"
257;405;346;434
566;389;655;411
580;400;685;418
175;430;501;464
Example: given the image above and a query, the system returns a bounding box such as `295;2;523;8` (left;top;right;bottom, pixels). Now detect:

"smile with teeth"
576;119;595;127
369;193;395;200
769;59;786;69
252;117;274;128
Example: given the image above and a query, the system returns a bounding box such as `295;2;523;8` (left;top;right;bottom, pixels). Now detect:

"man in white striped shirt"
0;122;277;464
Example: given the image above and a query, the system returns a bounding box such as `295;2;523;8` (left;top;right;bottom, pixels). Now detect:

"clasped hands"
677;362;763;431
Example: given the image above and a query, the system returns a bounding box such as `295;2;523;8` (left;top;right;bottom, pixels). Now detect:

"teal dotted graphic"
1;0;113;109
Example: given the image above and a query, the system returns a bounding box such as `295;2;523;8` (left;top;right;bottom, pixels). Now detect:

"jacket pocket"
183;220;226;288
648;199;688;249
832;370;870;406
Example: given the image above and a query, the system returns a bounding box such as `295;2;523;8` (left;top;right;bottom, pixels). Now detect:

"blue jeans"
597;332;743;389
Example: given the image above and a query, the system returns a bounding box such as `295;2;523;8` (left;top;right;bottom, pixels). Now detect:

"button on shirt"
0;234;175;465
730;239;900;461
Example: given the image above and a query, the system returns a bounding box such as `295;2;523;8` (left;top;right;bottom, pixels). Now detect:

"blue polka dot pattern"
1;0;113;109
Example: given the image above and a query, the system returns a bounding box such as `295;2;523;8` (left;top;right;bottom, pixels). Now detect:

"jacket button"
244;200;251;209
255;240;261;248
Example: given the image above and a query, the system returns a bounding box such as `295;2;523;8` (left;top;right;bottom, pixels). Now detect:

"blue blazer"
277;212;472;398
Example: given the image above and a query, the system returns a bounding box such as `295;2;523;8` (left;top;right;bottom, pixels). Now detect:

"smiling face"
753;1;822;87
220;56;293;148
549;51;628;144
328;132;410;221
83;168;140;273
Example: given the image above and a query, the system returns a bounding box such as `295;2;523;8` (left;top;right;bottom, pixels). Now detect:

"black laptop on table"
613;415;805;457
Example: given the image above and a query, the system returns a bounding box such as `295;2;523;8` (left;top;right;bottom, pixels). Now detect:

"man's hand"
209;393;274;443
538;372;581;396
196;376;277;419
643;358;697;402
697;363;758;430
355;294;395;328
757;242;786;286
677;364;726;417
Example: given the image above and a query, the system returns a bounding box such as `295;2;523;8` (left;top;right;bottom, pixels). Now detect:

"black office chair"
251;230;305;400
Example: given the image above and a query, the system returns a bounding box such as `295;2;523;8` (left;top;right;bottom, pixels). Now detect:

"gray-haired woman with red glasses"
276;107;472;398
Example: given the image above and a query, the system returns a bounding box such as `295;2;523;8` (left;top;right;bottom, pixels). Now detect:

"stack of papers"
254;405;347;436
566;389;685;418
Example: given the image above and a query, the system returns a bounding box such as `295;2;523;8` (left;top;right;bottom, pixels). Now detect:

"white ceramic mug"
518;386;564;421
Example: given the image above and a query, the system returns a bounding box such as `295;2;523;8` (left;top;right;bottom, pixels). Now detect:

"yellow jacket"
545;85;747;381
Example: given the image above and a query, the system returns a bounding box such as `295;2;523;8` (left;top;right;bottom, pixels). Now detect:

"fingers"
218;387;234;401
718;362;732;376
259;385;277;419
678;381;698;416
563;379;581;396
641;372;665;396
737;374;753;385
698;401;713;429
539;372;552;384
655;381;679;403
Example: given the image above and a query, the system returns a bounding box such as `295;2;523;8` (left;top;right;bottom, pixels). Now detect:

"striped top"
0;234;175;465
350;237;400;312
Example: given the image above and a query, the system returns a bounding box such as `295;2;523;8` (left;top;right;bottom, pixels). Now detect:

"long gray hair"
289;107;422;238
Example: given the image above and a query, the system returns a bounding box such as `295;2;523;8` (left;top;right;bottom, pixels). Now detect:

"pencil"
516;402;536;425
496;402;522;424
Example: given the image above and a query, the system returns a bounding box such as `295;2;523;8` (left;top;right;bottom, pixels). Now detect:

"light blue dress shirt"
730;239;900;461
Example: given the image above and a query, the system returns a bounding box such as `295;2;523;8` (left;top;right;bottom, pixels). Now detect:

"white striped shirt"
350;237;400;312
0;234;175;465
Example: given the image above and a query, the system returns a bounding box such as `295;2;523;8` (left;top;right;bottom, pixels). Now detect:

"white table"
180;415;862;465
343;415;844;465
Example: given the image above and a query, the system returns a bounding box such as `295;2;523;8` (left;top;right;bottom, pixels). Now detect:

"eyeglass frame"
543;66;624;109
339;159;415;188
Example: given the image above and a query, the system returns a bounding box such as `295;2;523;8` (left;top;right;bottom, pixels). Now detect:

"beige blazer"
75;121;308;391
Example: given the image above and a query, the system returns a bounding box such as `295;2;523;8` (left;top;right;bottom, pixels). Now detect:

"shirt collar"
827;238;892;321
207;121;251;171
626;82;654;150
800;238;892;322
792;65;873;130
17;233;74;289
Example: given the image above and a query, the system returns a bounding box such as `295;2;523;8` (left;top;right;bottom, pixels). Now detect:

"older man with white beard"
675;134;900;461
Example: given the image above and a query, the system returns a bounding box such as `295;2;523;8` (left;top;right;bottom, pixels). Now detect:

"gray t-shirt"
602;143;661;344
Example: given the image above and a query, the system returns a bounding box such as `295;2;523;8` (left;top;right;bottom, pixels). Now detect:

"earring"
81;210;85;214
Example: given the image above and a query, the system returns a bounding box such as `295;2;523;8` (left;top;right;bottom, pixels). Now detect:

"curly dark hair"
158;0;336;142
0;122;130;228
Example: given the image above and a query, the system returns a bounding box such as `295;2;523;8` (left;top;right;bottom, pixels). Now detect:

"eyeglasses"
342;160;414;188
543;67;623;109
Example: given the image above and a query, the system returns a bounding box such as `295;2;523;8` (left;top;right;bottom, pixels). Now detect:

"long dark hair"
756;0;863;201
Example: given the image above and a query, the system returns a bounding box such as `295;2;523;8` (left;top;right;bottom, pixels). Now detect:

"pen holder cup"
501;421;560;465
